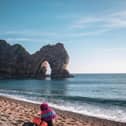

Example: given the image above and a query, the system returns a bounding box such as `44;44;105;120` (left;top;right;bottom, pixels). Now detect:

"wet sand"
0;96;126;126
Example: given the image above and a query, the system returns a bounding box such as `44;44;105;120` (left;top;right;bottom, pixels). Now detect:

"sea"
0;74;126;122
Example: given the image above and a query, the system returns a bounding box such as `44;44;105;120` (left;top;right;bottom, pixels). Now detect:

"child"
39;103;56;126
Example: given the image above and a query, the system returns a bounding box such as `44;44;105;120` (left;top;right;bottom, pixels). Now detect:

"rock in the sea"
0;40;71;79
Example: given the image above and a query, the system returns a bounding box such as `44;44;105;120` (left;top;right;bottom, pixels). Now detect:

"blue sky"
0;0;126;73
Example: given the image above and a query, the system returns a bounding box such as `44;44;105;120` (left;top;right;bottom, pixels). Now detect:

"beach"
0;96;126;126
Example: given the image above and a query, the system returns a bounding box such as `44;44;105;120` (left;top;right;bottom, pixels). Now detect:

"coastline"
0;96;126;126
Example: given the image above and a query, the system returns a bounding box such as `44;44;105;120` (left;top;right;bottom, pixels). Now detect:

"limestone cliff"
0;40;71;79
0;40;30;78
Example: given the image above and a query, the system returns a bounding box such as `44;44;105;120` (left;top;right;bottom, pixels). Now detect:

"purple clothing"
40;108;56;121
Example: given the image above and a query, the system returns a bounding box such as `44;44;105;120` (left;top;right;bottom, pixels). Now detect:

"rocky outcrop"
0;40;71;79
31;43;70;79
0;40;31;78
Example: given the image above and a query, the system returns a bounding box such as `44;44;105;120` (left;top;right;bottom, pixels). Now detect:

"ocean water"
0;74;126;122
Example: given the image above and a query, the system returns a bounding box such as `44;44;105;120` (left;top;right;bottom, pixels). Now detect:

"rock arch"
0;40;71;79
31;43;70;79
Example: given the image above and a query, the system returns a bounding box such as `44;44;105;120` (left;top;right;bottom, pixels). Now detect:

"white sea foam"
49;100;126;123
0;92;126;123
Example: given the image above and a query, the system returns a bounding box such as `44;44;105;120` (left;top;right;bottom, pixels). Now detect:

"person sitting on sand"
39;103;56;126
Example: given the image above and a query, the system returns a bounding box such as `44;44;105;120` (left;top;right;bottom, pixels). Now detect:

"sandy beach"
0;96;126;126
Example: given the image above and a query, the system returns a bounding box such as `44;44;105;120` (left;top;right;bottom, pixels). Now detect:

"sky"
0;0;126;73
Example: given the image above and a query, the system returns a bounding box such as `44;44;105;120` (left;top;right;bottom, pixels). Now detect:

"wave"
0;92;126;123
56;96;126;106
0;89;126;106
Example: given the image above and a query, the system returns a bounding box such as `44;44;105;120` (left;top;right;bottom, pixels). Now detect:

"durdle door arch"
31;43;70;79
0;40;71;79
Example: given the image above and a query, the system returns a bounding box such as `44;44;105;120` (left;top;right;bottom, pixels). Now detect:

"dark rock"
0;40;30;78
0;40;71;79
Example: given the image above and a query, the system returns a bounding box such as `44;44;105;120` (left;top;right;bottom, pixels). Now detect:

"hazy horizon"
0;0;126;73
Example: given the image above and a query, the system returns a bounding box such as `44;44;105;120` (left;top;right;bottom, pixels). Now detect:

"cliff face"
31;43;70;79
0;40;70;79
0;40;30;78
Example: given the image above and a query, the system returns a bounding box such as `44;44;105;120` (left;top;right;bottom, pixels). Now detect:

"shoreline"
0;96;126;126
